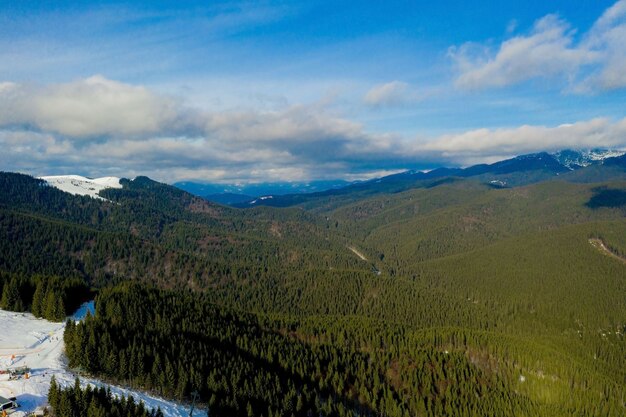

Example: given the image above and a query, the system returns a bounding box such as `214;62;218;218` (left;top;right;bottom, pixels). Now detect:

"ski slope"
39;175;122;200
0;303;200;416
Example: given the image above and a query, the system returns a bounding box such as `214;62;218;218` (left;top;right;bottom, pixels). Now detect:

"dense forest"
1;171;625;416
48;376;165;417
0;271;90;321
63;283;624;417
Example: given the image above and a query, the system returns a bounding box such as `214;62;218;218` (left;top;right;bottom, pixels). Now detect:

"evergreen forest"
0;168;625;416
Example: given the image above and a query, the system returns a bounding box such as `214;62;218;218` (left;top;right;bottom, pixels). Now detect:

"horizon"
26;146;626;188
2;0;626;183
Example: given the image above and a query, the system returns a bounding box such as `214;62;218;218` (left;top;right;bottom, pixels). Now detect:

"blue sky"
1;0;625;182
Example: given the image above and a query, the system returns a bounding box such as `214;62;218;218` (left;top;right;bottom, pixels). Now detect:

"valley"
4;2;626;416
0;152;625;416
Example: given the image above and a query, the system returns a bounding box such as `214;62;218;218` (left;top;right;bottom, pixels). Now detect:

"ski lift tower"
189;391;199;417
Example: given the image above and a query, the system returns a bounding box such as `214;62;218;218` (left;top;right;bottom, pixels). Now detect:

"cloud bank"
451;0;626;92
0;76;196;138
1;76;626;182
416;118;626;165
0;76;406;182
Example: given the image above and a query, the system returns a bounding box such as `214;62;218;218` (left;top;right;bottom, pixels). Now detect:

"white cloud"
416;117;626;165
3;76;626;183
451;0;626;92
577;0;626;91
0;76;195;138
0;76;404;182
363;81;420;107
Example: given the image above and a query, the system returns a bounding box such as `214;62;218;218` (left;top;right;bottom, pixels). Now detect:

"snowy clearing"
0;304;200;416
39;175;122;200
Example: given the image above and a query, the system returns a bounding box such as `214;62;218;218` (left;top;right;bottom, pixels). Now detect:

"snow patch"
39;175;122;200
0;305;200;416
552;149;626;169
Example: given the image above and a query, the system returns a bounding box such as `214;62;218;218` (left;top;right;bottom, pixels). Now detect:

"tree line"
48;376;165;417
0;271;90;321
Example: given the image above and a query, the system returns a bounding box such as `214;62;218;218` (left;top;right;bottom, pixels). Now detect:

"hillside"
0;169;625;416
328;180;626;265
0;172;366;288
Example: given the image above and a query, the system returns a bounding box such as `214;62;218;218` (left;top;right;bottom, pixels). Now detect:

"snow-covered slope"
0;305;200;416
39;175;122;199
552;149;626;169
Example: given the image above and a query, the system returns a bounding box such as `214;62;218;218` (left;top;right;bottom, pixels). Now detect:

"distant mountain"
174;180;352;205
602;152;626;168
237;152;572;208
39;149;626;212
204;192;255;206
552;149;625;169
466;151;569;175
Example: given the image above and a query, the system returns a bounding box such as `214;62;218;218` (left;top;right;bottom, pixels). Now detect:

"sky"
1;0;626;183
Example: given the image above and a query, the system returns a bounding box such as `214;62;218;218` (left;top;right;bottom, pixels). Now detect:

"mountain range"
225;148;626;208
174;179;351;205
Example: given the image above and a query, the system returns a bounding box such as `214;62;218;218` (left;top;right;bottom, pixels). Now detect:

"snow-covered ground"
0;303;200;416
38;175;122;200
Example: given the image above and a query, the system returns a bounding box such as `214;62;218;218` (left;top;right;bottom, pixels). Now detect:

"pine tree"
31;280;46;317
54;295;66;321
49;375;59;409
43;290;57;320
1;277;23;311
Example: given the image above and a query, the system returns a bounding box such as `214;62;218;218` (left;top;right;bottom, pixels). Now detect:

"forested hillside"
64;277;624;417
0;172;366;288
0;271;90;320
48;377;165;417
1;171;625;416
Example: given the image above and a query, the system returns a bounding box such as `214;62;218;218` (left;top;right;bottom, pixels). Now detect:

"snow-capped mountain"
552;149;626;169
39;175;122;199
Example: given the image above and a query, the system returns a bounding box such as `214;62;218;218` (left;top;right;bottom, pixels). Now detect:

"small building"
8;367;29;380
0;395;17;411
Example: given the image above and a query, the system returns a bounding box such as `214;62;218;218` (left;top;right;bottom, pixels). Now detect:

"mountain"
463;151;568;175
0;171;363;287
174;179;352;205
237;152;571;208
39;175;122;199
553;148;625;169
204;192;255;205
236;150;626;209
602;152;626;167
35;150;626;213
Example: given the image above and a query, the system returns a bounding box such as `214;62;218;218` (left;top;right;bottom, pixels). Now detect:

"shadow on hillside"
586;187;626;209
